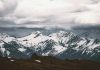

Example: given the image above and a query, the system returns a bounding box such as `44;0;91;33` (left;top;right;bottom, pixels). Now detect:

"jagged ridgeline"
0;31;100;61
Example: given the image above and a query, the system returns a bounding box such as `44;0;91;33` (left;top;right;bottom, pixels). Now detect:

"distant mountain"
0;31;100;60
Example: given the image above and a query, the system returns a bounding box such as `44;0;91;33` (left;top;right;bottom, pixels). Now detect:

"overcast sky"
0;0;100;28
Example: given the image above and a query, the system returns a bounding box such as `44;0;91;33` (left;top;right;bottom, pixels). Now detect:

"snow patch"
18;48;26;52
10;60;14;62
8;57;11;59
35;60;41;63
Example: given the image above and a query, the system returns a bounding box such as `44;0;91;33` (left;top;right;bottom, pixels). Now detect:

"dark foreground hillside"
0;56;100;70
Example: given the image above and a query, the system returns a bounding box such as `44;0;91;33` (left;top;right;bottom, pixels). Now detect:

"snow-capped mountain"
0;31;100;60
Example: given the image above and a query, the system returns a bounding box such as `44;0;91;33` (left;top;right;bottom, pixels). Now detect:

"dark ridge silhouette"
0;56;100;70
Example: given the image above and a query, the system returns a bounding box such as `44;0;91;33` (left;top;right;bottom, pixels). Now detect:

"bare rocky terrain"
0;56;100;70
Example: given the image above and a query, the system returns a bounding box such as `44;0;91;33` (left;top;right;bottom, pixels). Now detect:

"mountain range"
0;31;100;61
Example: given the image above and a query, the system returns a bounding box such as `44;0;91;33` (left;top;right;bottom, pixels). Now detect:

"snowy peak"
18;31;43;41
31;31;42;38
0;33;9;40
49;31;74;38
0;33;15;43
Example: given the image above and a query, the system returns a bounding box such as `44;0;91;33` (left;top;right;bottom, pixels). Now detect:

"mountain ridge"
0;31;100;61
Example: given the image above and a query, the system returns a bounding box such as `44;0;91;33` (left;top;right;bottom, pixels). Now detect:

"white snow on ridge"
18;35;51;47
4;37;15;43
16;31;100;52
53;45;66;55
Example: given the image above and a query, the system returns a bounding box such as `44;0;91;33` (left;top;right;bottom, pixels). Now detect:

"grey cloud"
72;25;100;30
0;0;100;27
0;0;18;16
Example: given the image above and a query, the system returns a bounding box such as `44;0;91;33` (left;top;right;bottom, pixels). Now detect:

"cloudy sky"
0;0;100;28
